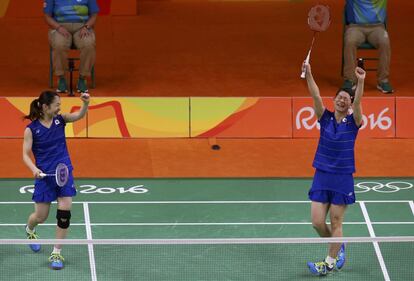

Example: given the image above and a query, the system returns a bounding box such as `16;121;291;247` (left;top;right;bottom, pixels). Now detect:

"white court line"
1;222;413;227
359;202;390;281
0;200;413;204
83;203;97;281
409;201;414;217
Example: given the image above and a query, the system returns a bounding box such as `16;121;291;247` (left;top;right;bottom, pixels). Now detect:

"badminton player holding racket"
22;90;90;269
303;63;365;276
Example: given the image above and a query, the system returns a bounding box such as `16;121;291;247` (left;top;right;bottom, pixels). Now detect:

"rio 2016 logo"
296;107;392;131
19;184;148;194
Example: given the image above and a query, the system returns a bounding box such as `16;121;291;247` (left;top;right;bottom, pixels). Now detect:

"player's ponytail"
23;91;59;121
24;98;42;121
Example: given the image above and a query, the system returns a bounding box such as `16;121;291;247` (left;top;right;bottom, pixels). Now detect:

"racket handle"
300;52;311;79
300;68;306;79
39;173;46;178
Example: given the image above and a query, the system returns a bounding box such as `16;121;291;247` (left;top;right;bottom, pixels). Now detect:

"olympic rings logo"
355;181;413;193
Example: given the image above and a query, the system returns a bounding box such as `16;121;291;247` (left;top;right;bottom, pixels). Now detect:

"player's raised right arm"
304;62;325;119
62;93;90;123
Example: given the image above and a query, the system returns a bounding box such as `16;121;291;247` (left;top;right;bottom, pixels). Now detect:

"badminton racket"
300;4;331;78
40;163;69;187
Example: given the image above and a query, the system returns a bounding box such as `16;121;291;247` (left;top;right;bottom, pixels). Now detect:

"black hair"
335;87;355;103
23;91;60;121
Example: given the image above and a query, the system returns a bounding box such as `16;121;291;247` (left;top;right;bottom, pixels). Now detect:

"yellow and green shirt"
44;0;99;23
345;0;387;24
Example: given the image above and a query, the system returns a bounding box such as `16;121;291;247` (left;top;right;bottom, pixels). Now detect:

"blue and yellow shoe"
307;261;334;276
49;253;65;270
25;225;41;252
336;243;346;270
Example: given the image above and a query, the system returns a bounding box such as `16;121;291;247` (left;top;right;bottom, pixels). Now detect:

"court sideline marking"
409;201;414;216
359;202;390;281
83;203;97;281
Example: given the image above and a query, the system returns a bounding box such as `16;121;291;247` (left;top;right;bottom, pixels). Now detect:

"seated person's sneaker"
307;261;334;276
57;77;68;93
377;81;394;94
342;80;356;90
336;243;346;270
49;253;65;270
25;225;41;252
77;77;88;93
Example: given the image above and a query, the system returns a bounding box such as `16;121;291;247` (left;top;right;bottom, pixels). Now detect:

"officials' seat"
341;9;387;75
49;44;95;96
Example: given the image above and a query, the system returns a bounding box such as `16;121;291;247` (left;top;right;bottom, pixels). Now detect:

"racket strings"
55;163;69;187
308;5;331;32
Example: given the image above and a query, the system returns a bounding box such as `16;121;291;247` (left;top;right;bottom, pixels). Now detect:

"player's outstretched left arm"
353;67;365;127
62;93;90;123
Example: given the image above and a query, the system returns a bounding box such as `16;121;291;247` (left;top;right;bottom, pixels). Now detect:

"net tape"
2;236;414;245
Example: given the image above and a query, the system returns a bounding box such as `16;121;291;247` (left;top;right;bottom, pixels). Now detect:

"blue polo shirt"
345;0;387;24
27;115;73;174
312;109;360;174
44;0;99;23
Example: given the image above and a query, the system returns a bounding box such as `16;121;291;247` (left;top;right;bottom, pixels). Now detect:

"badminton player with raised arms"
303;62;365;275
22;90;90;270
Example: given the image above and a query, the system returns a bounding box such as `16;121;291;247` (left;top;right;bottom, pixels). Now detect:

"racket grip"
300;68;306;79
39;173;46;178
300;63;308;79
300;53;310;79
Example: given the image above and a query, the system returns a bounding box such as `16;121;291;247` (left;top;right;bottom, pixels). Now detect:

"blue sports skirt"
309;169;356;205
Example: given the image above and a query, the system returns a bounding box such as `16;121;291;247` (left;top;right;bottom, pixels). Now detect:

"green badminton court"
0;178;413;281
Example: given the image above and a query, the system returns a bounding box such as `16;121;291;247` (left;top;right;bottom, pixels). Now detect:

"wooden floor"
1;138;413;178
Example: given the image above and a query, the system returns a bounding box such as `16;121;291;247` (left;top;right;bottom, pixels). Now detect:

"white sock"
26;225;35;234
325;256;336;267
52;247;61;254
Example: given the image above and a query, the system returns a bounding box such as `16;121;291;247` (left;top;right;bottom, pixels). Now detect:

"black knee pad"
56;209;71;229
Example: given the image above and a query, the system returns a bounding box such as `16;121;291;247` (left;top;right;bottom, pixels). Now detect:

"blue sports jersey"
44;0;99;23
345;0;387;25
312;109;360;174
27;115;73;174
